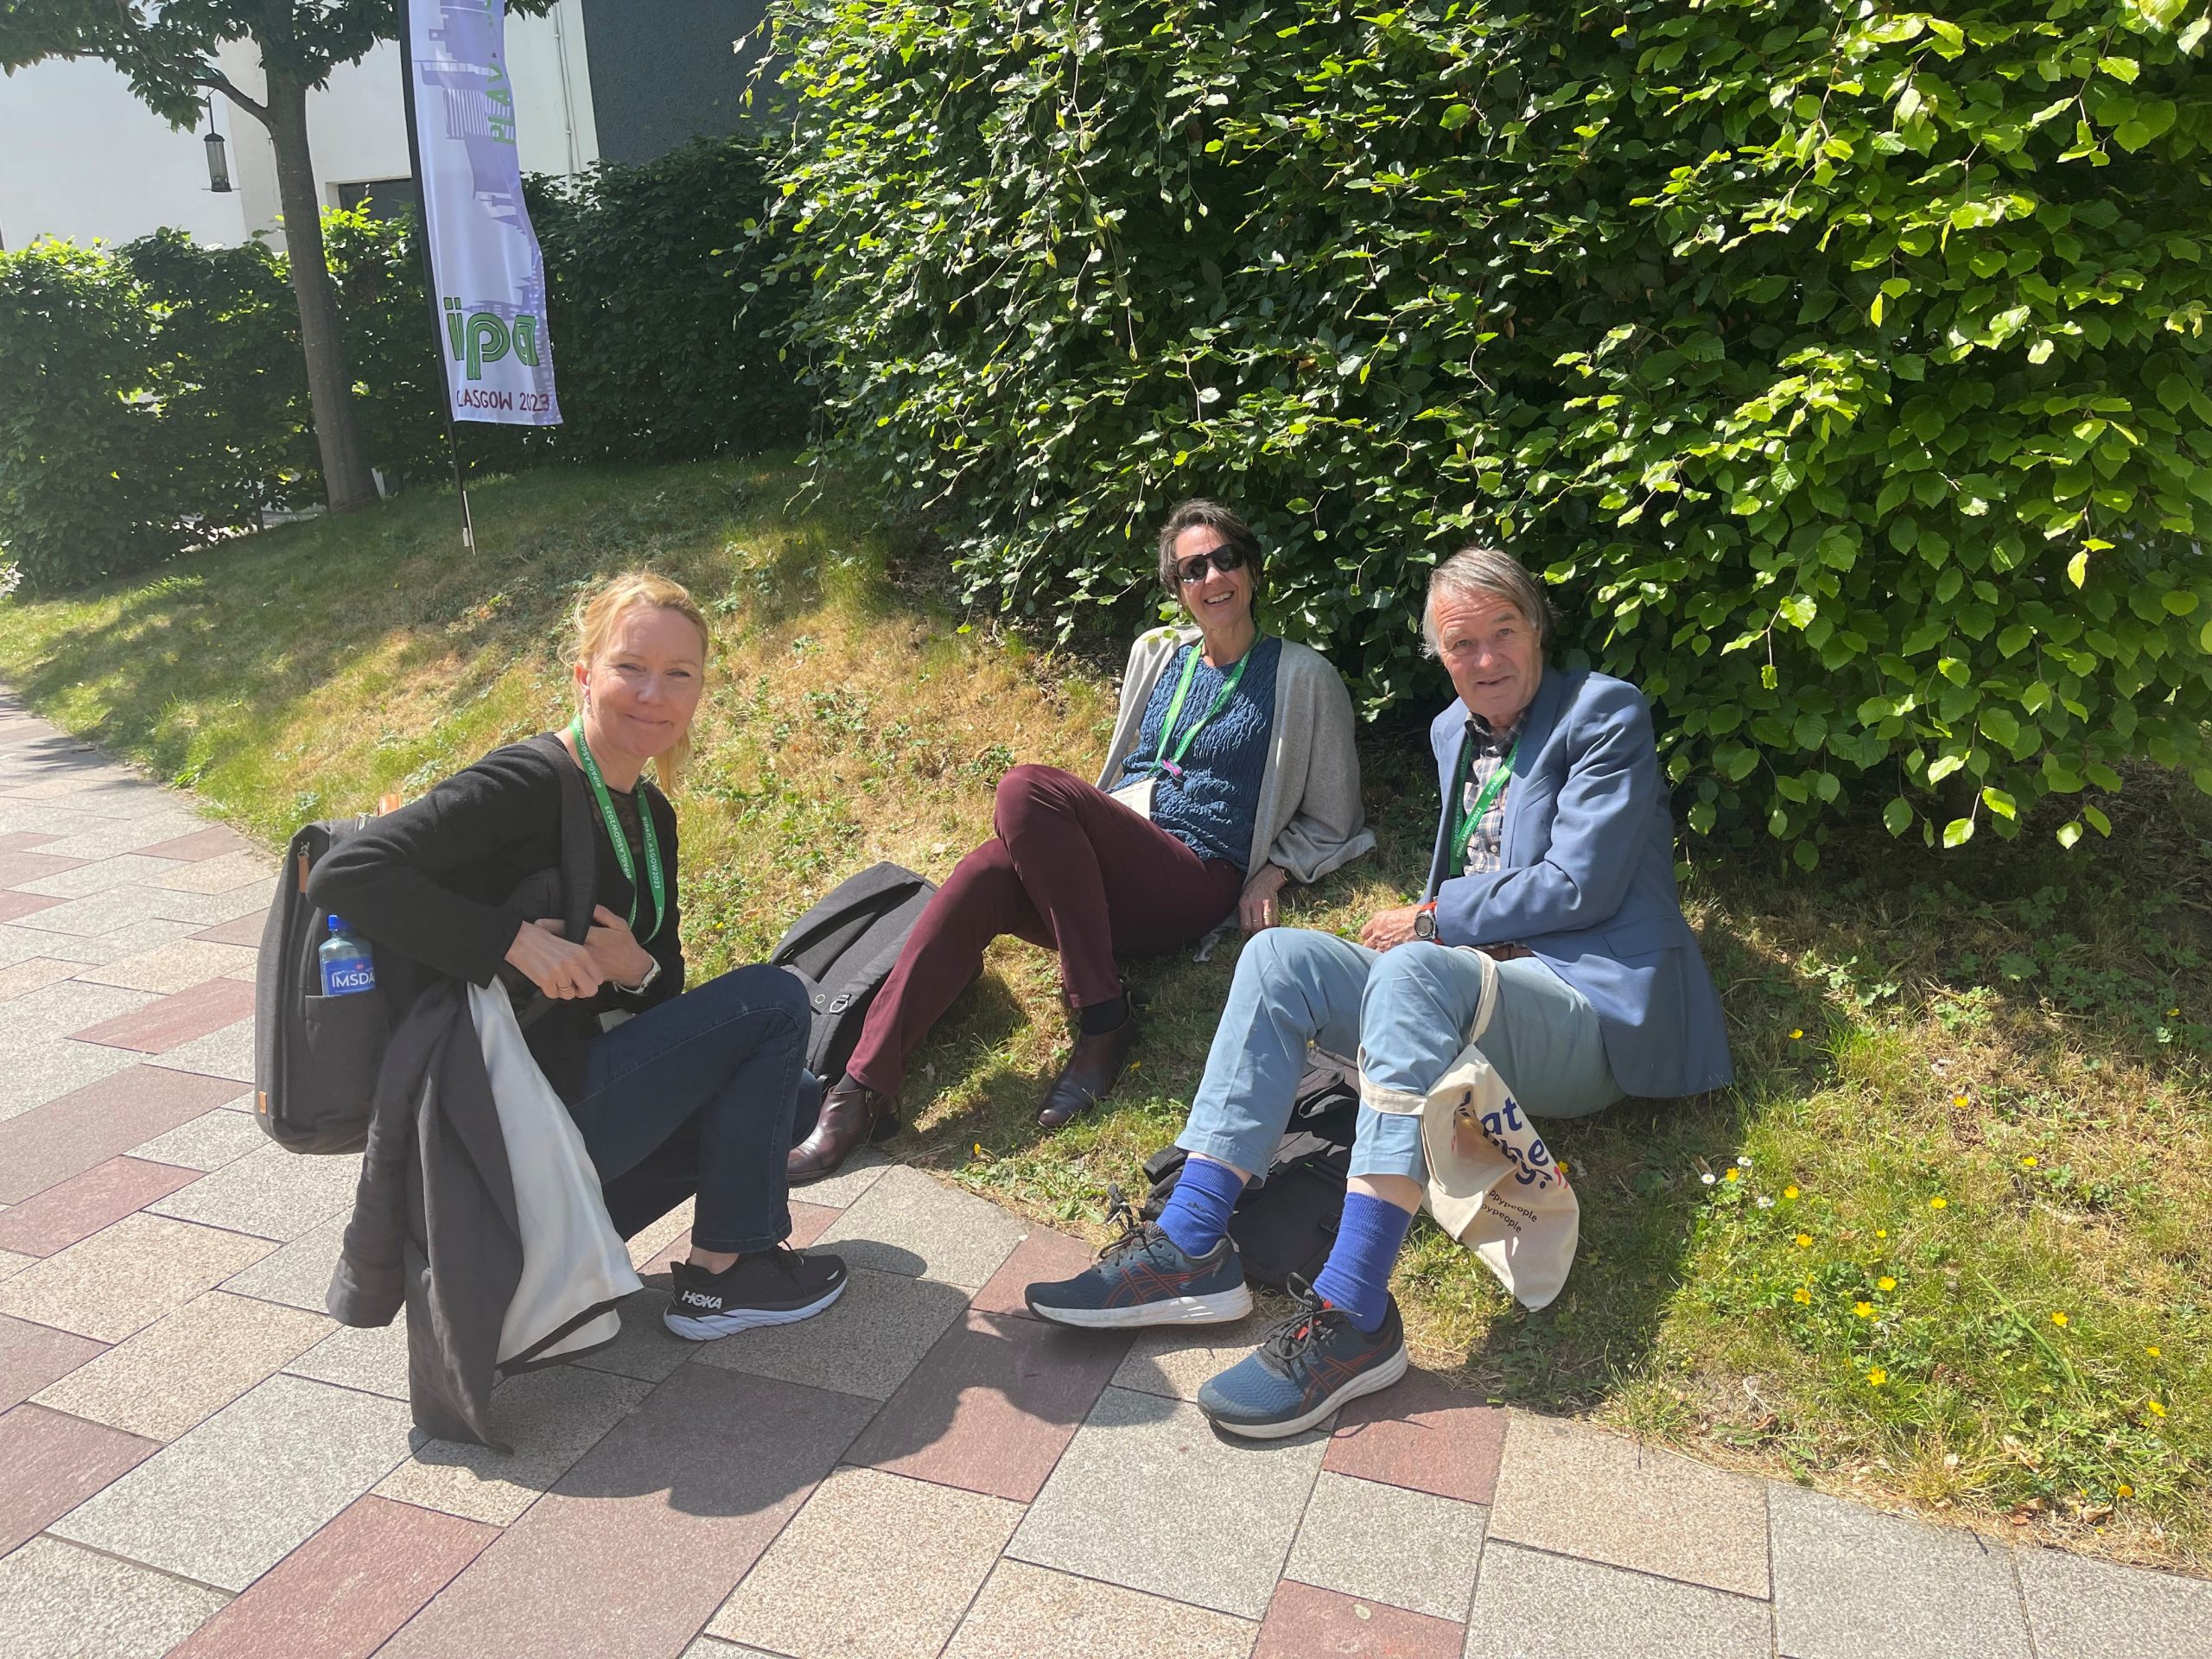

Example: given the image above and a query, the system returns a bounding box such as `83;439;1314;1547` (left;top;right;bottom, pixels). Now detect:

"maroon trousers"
843;765;1244;1096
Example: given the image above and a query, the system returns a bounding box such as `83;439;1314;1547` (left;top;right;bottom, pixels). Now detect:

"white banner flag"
406;0;561;425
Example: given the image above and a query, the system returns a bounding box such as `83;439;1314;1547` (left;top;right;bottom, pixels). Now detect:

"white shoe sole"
1027;1282;1254;1330
662;1273;849;1341
1207;1341;1409;1440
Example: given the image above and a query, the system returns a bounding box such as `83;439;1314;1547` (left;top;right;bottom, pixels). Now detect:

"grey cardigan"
1095;626;1375;886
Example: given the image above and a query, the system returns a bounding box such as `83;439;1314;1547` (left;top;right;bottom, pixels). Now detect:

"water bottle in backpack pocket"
319;917;377;995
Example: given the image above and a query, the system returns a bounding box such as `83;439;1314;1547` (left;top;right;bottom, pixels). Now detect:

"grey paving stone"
1285;1469;1487;1620
0;959;82;1004
1464;1542;1773;1659
149;1141;360;1241
944;1560;1259;1659
813;1165;1027;1287
625;1197;696;1269
221;1213;346;1312
709;1465;1023;1659
10;885;229;938
0;1039;140;1124
375;1363;652;1524
2013;1545;2212;1659
0;918;201;966
126;1108;267;1171
0;1248;33;1281
786;1146;891;1209
568;1287;696;1382
681;1642;779;1659
0;976;156;1046
51;1371;416;1592
0;1212;274;1341
10;854;190;899
1489;1414;1770;1599
285;1319;411;1398
1113;1306;1282;1402
690;1264;969;1400
0;1535;230;1659
139;849;270;894
74;937;258;994
1010;1383;1327;1619
148;1015;256;1083
32;1288;333;1440
1770;1484;2029;1659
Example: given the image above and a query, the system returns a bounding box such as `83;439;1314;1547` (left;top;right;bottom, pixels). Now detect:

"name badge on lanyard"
1109;640;1256;822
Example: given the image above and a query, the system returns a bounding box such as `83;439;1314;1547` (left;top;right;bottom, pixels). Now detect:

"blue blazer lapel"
1500;668;1567;868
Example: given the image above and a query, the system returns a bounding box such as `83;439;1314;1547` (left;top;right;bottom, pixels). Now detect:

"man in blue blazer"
1028;544;1733;1438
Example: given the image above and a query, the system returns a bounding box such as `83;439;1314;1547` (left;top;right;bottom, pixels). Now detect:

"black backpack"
1139;1056;1361;1289
252;734;595;1154
768;861;938;1084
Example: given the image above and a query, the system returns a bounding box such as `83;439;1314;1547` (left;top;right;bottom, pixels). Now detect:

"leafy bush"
765;0;2212;857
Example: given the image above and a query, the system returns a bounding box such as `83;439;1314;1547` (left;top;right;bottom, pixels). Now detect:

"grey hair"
1421;545;1553;656
1155;499;1265;598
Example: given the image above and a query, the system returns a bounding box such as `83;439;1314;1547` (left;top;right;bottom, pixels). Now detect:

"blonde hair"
571;570;712;783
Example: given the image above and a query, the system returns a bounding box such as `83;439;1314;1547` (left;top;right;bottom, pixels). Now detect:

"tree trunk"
263;71;378;515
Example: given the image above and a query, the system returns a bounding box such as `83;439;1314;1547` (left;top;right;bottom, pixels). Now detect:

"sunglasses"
1174;545;1249;586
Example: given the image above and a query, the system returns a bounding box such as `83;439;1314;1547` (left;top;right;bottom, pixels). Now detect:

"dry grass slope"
2;454;2206;1567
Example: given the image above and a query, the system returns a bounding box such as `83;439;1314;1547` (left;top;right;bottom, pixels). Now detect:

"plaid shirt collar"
1457;711;1522;876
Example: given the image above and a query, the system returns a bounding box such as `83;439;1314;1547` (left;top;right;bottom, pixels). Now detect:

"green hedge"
0;134;804;592
765;0;2212;856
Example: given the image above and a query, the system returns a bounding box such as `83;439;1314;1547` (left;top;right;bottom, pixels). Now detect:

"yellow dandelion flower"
2021;1155;2038;1167
1854;1301;1874;1319
1867;1369;1887;1387
2168;1007;2181;1019
2148;1400;2166;1417
1793;1286;1812;1305
1929;1197;1948;1210
1556;1160;1569;1175
972;1143;984;1157
1724;1167;1739;1182
1783;1185;1800;1199
1876;1228;1889;1239
2117;1483;2135;1497
1796;1233;1814;1249
2051;1312;2069;1327
1952;1094;1970;1109
1878;1276;1897;1291
1789;1028;1803;1039
2146;1346;2161;1358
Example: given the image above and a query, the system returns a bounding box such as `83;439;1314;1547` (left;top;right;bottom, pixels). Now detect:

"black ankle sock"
1078;996;1129;1037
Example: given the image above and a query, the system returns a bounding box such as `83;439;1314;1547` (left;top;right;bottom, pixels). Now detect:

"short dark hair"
1155;499;1265;598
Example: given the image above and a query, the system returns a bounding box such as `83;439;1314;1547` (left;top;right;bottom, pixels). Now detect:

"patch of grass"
3;456;2208;1568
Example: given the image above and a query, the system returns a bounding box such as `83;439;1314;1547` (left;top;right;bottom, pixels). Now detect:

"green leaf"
1980;708;2021;748
2083;804;2112;836
2067;551;2088;588
2056;821;2083;849
1883;798;1913;836
1440;104;1472;131
1942;817;1977;849
1981;786;2017;821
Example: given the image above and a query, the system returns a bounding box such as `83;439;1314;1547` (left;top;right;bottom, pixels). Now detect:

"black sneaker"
663;1246;848;1341
1196;1277;1408;1439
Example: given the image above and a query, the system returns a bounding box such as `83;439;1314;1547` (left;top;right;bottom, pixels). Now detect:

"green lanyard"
1147;640;1259;782
568;715;666;943
1447;730;1519;873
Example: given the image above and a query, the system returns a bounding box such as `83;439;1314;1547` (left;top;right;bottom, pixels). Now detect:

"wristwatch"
1412;902;1439;943
616;957;662;996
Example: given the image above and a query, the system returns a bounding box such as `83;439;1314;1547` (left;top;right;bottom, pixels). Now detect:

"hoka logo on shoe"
678;1290;720;1310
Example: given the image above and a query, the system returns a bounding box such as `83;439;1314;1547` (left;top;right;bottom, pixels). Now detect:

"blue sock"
1156;1156;1246;1259
1312;1192;1414;1333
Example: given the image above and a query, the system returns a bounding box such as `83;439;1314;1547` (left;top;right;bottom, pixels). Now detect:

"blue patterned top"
1111;636;1282;870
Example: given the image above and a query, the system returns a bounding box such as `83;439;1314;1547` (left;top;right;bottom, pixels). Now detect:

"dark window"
335;178;420;221
580;0;769;165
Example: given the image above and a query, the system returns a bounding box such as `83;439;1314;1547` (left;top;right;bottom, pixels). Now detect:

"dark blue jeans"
569;963;808;1255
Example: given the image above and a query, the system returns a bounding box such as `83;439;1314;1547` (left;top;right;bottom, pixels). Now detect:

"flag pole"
397;0;475;553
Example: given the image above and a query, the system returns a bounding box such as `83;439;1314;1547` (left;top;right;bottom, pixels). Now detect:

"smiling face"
575;603;706;769
1173;524;1255;636
1432;588;1543;730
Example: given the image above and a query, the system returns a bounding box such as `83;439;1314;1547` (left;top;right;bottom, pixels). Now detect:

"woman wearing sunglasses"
791;499;1374;1179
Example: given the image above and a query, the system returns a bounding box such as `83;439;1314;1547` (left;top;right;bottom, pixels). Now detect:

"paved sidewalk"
0;689;2208;1659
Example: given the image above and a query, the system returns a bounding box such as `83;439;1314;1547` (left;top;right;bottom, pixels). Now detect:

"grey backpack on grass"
252;734;595;1154
768;861;938;1085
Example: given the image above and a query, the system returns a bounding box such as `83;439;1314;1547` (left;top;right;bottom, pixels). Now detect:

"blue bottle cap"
327;915;345;933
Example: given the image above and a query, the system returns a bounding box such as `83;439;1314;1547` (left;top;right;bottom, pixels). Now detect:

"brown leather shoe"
1036;1015;1139;1130
788;1077;894;1185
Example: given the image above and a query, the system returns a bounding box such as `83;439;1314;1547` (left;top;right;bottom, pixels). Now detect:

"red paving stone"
0;1156;201;1256
0;1402;161;1554
169;1495;498;1659
194;908;270;946
379;1365;876;1659
847;1306;1129;1503
0;890;65;922
1253;1580;1468;1659
966;1224;1096;1319
0;1065;244;1204
0;849;87;887
1324;1368;1508;1508
137;825;251;862
0;1314;106;1411
72;976;257;1052
0;831;60;853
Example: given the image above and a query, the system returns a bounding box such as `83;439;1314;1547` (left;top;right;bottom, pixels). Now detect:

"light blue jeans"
1176;931;1624;1184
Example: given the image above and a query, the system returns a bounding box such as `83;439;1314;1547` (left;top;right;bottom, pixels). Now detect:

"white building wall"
0;3;596;253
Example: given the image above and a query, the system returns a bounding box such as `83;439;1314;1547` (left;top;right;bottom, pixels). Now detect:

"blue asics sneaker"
1197;1277;1408;1439
1026;1186;1254;1330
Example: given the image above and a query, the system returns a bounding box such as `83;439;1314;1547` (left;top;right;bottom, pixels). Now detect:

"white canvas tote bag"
467;983;642;1364
1360;949;1582;1310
